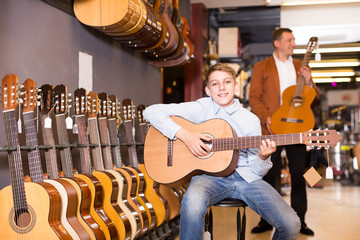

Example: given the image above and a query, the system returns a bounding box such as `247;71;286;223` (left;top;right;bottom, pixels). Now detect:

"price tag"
44;116;52;128
66;116;73;129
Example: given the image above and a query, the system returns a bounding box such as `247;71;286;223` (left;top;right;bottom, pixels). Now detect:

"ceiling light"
282;0;360;6
309;59;360;68
311;70;355;77
313;78;351;83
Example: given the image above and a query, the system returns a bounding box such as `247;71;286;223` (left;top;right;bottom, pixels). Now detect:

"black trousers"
263;144;307;223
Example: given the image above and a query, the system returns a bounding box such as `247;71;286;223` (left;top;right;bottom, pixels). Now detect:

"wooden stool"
204;198;248;240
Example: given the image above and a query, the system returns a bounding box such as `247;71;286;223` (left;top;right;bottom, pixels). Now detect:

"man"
249;28;319;236
144;63;300;240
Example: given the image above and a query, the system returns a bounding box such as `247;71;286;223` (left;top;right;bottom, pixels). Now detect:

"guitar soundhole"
198;133;215;160
9;206;36;233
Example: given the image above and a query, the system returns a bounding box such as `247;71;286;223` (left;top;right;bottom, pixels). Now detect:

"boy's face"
205;70;238;108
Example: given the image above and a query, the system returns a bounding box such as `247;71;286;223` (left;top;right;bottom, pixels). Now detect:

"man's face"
205;70;238;108
274;32;296;56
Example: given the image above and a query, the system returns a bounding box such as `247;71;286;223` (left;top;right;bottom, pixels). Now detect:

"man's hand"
266;117;274;134
299;66;312;85
258;139;277;160
175;128;212;157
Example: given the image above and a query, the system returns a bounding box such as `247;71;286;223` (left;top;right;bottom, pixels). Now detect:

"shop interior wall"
0;0;166;188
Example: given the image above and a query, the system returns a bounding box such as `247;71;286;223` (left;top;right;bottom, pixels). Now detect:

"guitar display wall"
0;74;185;239
73;0;195;68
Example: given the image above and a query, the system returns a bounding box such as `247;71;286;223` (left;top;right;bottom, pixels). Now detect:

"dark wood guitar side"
270;37;318;134
144;116;342;184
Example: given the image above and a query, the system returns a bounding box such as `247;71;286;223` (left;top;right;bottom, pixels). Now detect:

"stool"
204;198;248;240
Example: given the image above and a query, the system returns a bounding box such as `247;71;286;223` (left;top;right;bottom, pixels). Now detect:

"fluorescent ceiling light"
309;59;360;68
294;47;360;54
312;70;355;77
282;0;360;6
356;77;360;82
313;78;351;83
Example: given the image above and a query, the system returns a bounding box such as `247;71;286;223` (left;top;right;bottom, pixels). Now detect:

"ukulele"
22;80;91;240
0;74;70;239
270;37;318;134
144;116;342;184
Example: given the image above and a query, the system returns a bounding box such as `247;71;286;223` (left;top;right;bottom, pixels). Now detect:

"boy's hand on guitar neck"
175;128;212;157
258;139;277;160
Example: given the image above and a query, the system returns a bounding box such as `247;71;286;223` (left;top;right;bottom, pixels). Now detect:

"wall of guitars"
0;74;185;239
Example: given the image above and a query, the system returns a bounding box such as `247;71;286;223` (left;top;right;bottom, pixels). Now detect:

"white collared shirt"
273;53;297;105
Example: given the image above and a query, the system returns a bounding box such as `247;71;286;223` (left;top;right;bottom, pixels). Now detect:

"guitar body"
144;117;236;184
92;171;132;240
106;169;142;240
62;177;106;240
0;182;70;239
124;166;156;231
75;173;119;240
115;167;149;236
139;163;168;227
158;184;180;221
45;179;91;240
270;85;316;134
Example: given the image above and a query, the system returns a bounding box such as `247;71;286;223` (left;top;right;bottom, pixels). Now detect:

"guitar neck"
4;110;28;212
294;49;313;98
87;117;105;171
22;111;44;182
55;113;74;177
98;117;113;169
212;133;302;152
40;114;60;179
108;117;123;168
123;120;139;168
75;115;92;174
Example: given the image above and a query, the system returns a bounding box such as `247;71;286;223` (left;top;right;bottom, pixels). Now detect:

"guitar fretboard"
88;117;105;171
211;133;302;152
108;118;123;168
23;111;43;182
124;120;139;168
76;115;92;174
98;117;113;170
4;110;28;213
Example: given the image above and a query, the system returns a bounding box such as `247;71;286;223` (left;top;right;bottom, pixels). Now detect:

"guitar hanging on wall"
270;37;318;134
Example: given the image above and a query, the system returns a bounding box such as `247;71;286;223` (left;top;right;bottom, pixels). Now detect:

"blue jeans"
179;172;300;240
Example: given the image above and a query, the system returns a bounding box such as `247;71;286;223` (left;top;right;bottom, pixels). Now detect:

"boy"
143;63;300;240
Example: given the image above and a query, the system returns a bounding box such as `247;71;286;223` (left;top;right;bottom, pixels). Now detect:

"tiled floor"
175;178;360;239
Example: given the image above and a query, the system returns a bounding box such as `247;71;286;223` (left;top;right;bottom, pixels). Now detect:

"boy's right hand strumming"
175;128;212;157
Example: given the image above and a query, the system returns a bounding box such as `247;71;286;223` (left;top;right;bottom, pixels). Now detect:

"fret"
22;111;43;182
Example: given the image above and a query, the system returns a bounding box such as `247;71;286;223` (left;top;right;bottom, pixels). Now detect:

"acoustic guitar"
22;80;91;240
144;116;342;184
270;37;318;134
0;74;71;239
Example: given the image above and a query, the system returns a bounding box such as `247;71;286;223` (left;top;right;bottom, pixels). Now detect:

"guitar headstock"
2;74;20;111
137;104;146;124
122;98;135;122
21;79;38;113
302;129;342;149
108;95;119;119
87;91;99;118
74;88;87;116
98;92;109;118
53;84;71;115
306;37;318;53
39;84;55;114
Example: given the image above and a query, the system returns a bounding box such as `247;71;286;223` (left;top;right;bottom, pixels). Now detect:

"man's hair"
271;28;293;47
204;63;236;86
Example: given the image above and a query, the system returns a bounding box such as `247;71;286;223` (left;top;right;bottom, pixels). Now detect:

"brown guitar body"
0;182;71;239
158;184;180;221
270;85;316;134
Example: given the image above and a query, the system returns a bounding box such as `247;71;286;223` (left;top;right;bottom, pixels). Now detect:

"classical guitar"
85;91;131;240
106;94;142;240
0;74;71;239
120;98;156;232
22;80;91;240
144;116;342;184
270;37;318;134
136;104;170;226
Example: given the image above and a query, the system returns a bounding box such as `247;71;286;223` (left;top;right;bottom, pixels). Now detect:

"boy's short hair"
204;63;236;86
271;28;293;47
